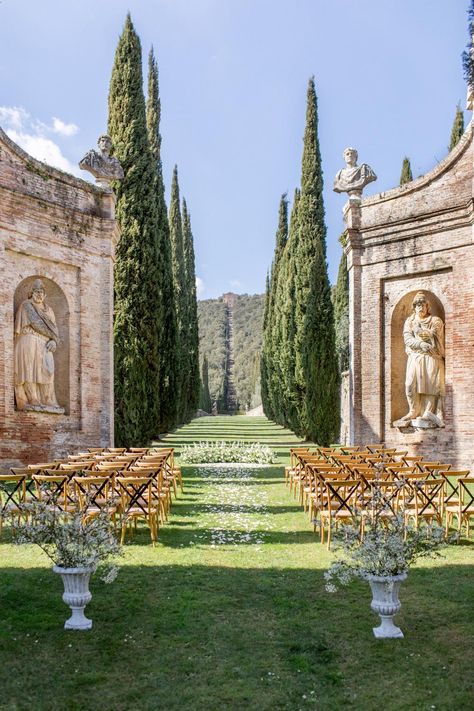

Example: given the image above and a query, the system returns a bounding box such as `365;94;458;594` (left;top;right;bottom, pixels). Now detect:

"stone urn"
53;566;93;630
367;572;407;638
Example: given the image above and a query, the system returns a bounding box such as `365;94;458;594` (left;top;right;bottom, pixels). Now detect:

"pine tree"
182;198;200;420
146;46;178;432
449;104;465;150
200;354;212;413
169;166;187;423
293;77;339;444
399;157;413;185
108;14;161;445
333;241;349;374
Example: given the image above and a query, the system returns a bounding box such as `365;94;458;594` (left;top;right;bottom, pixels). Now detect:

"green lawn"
0;416;473;710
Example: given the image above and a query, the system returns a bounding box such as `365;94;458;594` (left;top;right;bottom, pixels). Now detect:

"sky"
0;0;469;299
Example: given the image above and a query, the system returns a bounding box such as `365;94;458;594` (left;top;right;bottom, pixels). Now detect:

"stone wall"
0;128;119;469
345;121;474;469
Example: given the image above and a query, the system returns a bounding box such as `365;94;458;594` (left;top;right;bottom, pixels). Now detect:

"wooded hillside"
197;293;264;412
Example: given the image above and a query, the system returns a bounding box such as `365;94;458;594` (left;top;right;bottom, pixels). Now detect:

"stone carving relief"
333;147;377;198
393;291;445;429
14;278;65;414
79;134;124;188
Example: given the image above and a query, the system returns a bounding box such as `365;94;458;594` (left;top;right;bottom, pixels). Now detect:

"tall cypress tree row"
146;47;178;431
108;14;161;445
169;166;187;422
261;194;288;422
276;189;300;433
449;104;465;150
260;271;271;416
333;243;349;374
293;77;339;444
200;355;212;413
399;157;413;185
182;198;200;420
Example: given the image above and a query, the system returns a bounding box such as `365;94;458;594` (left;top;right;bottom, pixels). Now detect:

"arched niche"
13;276;70;414
390;290;445;424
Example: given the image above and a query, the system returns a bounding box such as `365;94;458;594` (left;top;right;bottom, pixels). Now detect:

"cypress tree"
262;194;288;422
182;198;200;420
146;47;178;431
449;104;465;150
277;189;300;432
260;271;271;416
108;14;161;445
293;77;339;444
200;354;212;413
399;157;413;185
333;242;350;374
169;166;187;423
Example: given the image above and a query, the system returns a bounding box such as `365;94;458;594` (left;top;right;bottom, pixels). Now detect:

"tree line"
261;78;340;446
108;15;200;445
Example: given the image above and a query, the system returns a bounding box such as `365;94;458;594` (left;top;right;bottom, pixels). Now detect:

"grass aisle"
0;416;473;710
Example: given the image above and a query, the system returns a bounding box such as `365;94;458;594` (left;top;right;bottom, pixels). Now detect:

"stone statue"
79;134;124;188
333;147;377;197
14;279;64;414
395;291;445;429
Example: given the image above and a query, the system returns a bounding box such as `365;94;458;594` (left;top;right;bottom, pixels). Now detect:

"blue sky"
0;0;469;299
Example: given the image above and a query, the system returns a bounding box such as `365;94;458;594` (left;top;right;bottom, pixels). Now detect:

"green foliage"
399;156;413;185
462;0;474;87
108;14;162;445
197;298;227;409
169;166;188;423
449;104;465;150
146;47;178;432
333;245;349;373
198;294;264;412
180;440;276;464
199;354;212;413
182;199;200;420
293;78;340;444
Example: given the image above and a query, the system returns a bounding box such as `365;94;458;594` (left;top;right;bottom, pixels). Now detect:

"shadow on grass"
0;563;473;710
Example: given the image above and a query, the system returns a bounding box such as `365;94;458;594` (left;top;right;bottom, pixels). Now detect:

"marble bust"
14;279;64;414
333;147;377;197
79;134;124;188
394;291;445;429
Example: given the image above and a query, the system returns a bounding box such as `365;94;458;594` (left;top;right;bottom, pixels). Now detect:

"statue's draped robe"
14;299;60;408
333;163;377;193
403;314;445;416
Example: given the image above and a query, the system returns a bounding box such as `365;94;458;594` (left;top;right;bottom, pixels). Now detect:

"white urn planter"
367;572;407;639
53;566;93;630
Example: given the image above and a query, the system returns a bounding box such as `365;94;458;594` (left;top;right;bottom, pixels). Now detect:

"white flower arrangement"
180;441;276;464
14;500;123;583
324;482;450;592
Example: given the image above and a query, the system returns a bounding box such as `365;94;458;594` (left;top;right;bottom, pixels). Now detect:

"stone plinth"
345;120;474;470
0;128;119;469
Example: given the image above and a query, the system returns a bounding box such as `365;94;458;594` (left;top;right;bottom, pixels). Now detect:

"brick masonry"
344;120;474;469
0;129;119;470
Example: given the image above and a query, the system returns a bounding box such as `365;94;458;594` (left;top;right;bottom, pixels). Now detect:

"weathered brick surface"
345;121;474;469
0;129;119;470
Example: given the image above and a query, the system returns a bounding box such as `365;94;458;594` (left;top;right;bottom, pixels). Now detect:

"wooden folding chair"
73;475;117;528
0;474;29;534
116;477;159;545
32;474;74;512
403;478;444;529
445;476;474;539
319;479;361;548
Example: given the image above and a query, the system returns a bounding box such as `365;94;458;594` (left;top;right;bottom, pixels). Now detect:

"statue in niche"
79;134;124;188
14;279;64;414
333;147;377;198
395;291;445;429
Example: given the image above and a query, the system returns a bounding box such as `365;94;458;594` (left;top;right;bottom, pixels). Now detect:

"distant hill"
197;293;264;412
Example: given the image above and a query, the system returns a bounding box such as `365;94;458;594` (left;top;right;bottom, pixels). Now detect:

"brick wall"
344;121;474;469
0;128;119;469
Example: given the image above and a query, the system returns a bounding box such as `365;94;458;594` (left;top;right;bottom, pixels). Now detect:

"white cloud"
52;117;79;137
0;105;80;176
196;276;205;298
229;279;242;289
